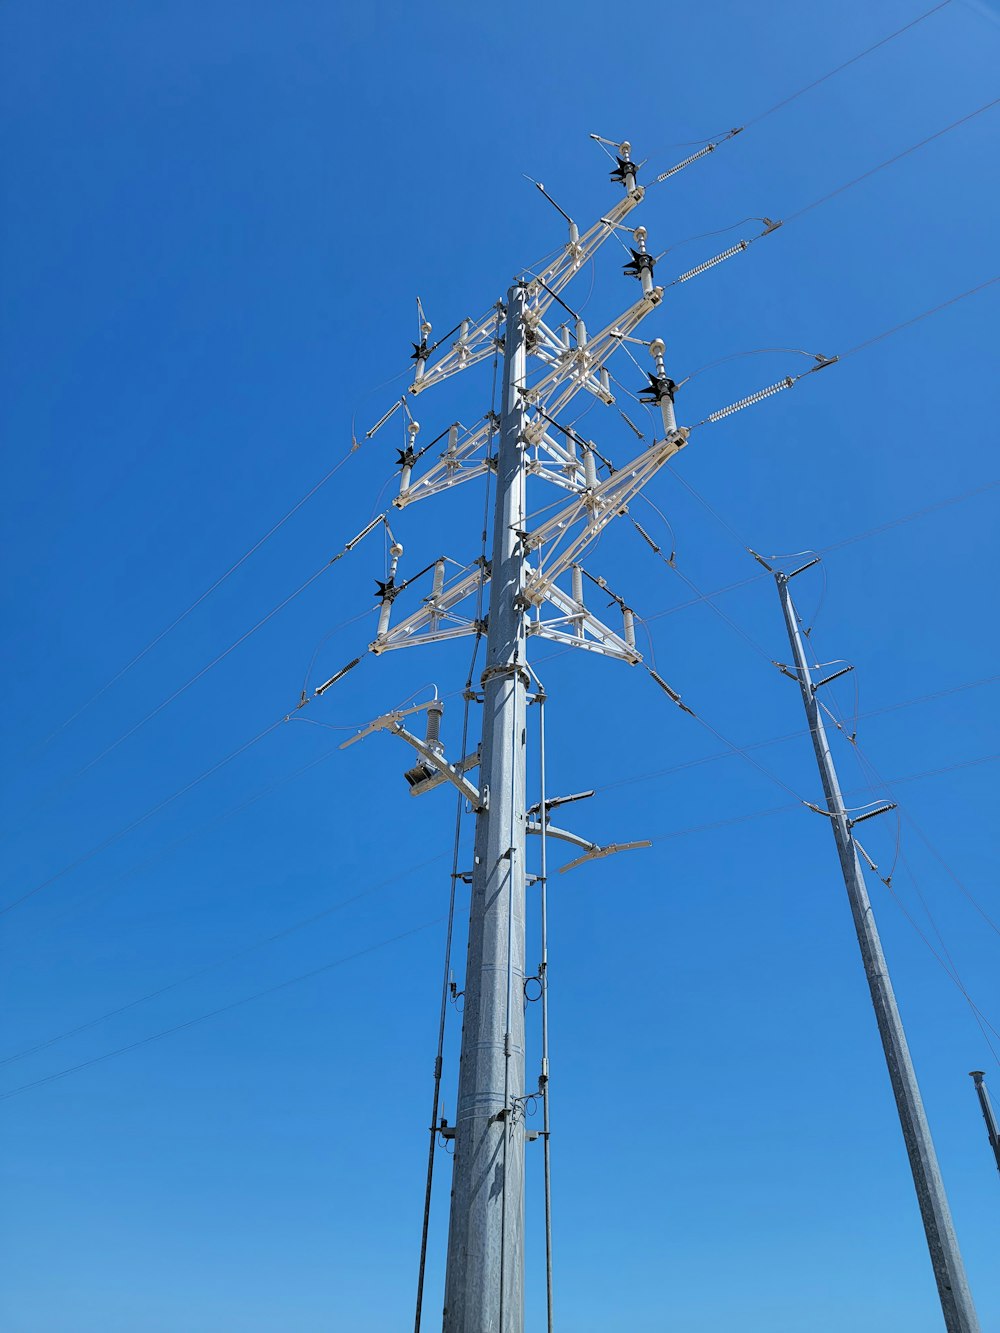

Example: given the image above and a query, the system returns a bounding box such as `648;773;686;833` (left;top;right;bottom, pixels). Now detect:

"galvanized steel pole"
443;283;529;1332
968;1071;1000;1178
776;571;980;1333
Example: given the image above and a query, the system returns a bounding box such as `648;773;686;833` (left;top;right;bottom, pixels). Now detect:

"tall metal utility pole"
968;1071;1000;1178
443;283;529;1331
772;564;980;1333
336;130;835;1330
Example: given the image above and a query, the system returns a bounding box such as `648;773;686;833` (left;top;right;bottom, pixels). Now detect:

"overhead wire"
414;302;502;1333
644;0;956;178
0;916;447;1102
743;0;956;129
589;673;999;796
67;564;374;784
36;445;360;751
0;714;287;918
782;95;1000;226
0;854;446;1071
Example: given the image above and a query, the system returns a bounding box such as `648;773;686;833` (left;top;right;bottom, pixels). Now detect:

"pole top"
969;1070;986;1081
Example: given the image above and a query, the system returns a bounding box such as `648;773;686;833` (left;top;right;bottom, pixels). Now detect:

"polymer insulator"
675;240;749;285
655;142;716;183
708;376;795;423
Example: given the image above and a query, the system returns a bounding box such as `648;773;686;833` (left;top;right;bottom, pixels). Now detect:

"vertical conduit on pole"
776;571;980;1333
443;283;529;1333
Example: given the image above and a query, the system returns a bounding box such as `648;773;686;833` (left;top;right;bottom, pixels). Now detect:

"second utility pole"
774;565;980;1333
443;283;529;1332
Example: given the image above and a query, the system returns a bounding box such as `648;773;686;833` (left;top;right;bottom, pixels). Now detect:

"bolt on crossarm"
443;283;530;1332
773;565;980;1333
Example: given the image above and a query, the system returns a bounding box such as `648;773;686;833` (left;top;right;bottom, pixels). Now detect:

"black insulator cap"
638;372;676;403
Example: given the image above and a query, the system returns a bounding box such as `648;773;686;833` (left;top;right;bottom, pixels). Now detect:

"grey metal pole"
776;571;980;1333
968;1071;1000;1178
443;283;529;1332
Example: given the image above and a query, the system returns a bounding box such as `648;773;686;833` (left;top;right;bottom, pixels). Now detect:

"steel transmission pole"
968;1071;1000;1178
443;283;529;1332
775;569;980;1333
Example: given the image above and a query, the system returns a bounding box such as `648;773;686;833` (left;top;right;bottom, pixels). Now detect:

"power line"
0;854;446;1070
30;740;351;937
643;480;998;624
36;448;358;750
782;95;1000;225
67;581;370;784
743;0;955;129
593;675;1000;796
0;916;445;1102
0;715;286;918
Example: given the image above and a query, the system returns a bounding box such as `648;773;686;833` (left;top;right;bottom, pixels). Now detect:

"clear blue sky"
2;2;998;1330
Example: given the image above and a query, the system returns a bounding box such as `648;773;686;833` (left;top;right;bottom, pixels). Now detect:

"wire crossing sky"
1;2;998;1331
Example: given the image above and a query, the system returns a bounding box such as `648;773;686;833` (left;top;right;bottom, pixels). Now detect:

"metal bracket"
526;818;651;874
340;703;483;806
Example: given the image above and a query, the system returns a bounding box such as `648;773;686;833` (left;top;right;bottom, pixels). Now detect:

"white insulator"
708;376;794;423
623;608;636;650
560;326;571;349
459;319;469;341
640;269;654;297
569;221;579;246
446;422;459;469
583;447;598;488
572;565;584;604
414;357;427;384
377;599;393;637
660;397;677;434
654;142;715;185
399;464;412;494
676;240;749;285
575;318;587;349
600;367;611;398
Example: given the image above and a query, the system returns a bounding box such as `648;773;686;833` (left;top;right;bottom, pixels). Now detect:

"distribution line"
0;916;446;1102
592;675;1000;796
903;813;1000;940
8;482;993;927
37;448;358;749
782;96;1000;226
742;0;955;129
896;852;1000;1064
0;854;447;1070
29;740;353;938
645;2;956;176
643;480;999;624
6;757;994;1102
68;576;372;784
0;716;287;918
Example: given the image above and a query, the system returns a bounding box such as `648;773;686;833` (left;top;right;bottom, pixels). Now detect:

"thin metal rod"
968;1071;1000;1179
538;691;554;1332
413;656;480;1331
776;573;980;1333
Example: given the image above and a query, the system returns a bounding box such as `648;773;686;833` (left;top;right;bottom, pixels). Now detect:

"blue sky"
1;2;998;1330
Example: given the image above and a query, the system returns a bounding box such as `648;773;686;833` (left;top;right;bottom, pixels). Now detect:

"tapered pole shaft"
968;1072;1000;1178
443;284;529;1332
776;573;980;1333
